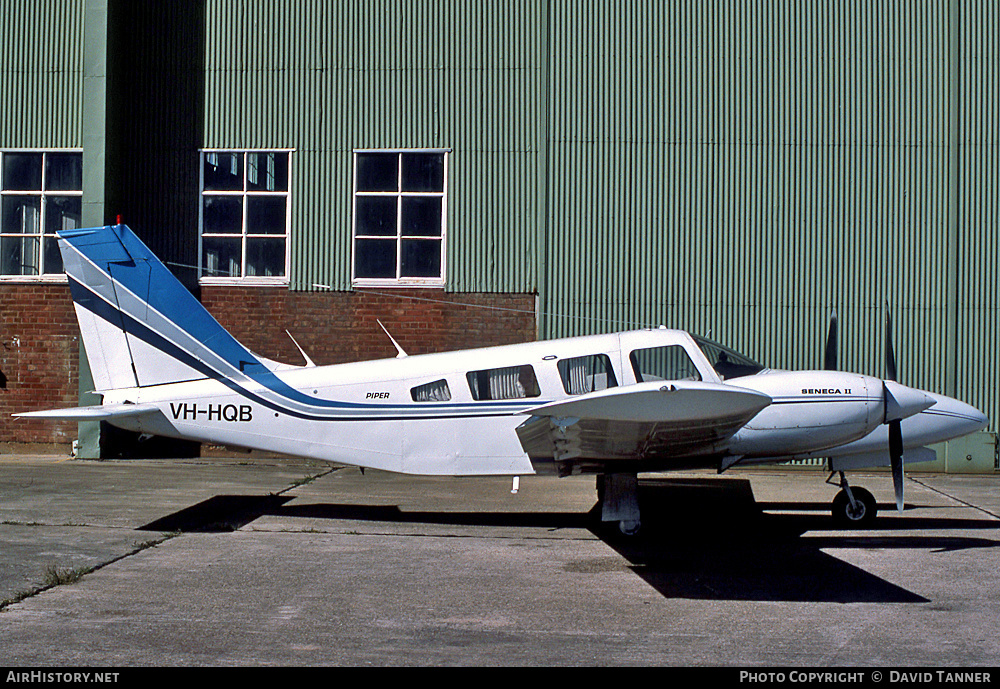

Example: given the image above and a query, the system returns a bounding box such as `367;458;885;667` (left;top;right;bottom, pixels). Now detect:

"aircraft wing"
515;381;771;463
13;403;162;421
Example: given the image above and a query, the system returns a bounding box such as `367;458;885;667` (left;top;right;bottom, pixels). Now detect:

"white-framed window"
352;149;448;286
199;149;292;283
0;150;82;279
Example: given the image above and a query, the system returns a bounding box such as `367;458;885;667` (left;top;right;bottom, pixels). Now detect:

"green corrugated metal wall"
545;0;956;364
0;0;83;147
198;0;998;431
202;0;546;293
542;0;997;432
957;0;1000;436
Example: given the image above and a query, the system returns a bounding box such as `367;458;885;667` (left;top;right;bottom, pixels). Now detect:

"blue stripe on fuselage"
67;274;537;421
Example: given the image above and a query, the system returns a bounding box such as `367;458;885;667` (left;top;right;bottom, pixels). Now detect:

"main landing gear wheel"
618;519;641;536
832;486;877;527
596;473;642;538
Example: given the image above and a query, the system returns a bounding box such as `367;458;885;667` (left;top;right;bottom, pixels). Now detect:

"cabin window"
558;354;618;395
352;149;448;286
466;365;540;401
692;336;765;380
411;379;451;402
0;150;82;277
199;150;291;282
629;345;702;382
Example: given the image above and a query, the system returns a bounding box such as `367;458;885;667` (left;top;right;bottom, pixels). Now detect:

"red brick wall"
0;284;79;446
200;287;538;365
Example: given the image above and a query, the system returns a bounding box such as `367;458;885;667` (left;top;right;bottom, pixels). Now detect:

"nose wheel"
829;472;878;527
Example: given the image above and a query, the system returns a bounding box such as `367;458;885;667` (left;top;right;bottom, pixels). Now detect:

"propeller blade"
885;303;897;382
889;419;904;512
824;310;838;370
885;304;903;510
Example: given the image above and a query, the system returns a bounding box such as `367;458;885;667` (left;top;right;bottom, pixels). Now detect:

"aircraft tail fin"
59;224;274;391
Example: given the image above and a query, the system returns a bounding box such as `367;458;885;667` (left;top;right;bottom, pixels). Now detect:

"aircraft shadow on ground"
139;494;294;533
137;478;1000;604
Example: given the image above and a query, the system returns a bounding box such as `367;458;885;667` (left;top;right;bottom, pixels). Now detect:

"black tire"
832;487;877;527
618;519;641;537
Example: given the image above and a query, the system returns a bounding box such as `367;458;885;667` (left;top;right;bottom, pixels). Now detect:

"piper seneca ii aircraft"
16;224;989;534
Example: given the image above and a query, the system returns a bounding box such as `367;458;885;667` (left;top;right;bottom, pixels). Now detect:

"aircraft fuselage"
98;329;985;476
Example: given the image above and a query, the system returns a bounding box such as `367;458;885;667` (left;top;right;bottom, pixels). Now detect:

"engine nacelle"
727;370;888;458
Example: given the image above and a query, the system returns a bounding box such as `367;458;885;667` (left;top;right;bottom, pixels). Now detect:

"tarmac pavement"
1;453;999;667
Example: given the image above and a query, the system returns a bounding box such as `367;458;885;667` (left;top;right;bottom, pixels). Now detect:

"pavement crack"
909;477;1000;521
276;466;339;495
0;533;177;612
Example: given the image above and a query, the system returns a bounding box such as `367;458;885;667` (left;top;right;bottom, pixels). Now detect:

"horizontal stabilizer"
14;403;162;421
829;446;937;472
516;381;771;462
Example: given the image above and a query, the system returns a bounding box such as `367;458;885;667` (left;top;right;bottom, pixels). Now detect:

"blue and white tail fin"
60;224;278;391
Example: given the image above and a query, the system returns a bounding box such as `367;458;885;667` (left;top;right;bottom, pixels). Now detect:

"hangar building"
1;0;996;466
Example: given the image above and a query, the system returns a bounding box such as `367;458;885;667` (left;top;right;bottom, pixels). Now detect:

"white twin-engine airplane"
17;225;989;534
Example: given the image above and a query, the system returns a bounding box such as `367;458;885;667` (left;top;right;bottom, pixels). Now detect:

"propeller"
824;305;923;512
885;306;898;382
884;304;904;512
823;310;838;370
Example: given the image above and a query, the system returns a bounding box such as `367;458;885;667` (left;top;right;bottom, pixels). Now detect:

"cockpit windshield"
692;336;766;380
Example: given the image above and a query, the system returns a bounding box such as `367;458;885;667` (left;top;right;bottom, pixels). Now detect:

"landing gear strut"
829;471;877;527
597;473;641;536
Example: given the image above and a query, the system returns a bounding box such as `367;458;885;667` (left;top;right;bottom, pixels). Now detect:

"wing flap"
516;381;771;462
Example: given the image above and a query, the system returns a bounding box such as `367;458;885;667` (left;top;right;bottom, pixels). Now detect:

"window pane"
45;196;82;234
43;236;63;275
466;365;540;400
401;153;444;192
203;152;243;191
401;196;442;236
202;236;242;277
1;236;39;275
354;238;396;278
355;196;397;236
693;337;765;380
2;153;42;191
45;153;82;191
630;345;702;382
245;237;285;277
356;153;398;192
1;196;41;233
411;379;451;402
246;196;286;234
558;354;618;395
400;238;441;278
202;196;242;234
246;152;288;192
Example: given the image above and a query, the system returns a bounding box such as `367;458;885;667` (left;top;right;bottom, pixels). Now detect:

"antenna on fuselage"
285;330;317;368
377;320;408;358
